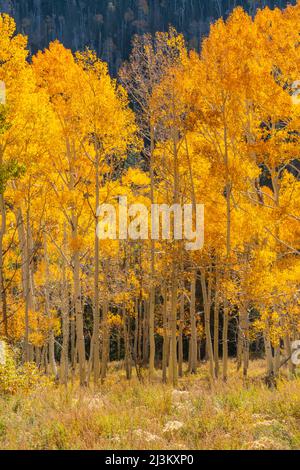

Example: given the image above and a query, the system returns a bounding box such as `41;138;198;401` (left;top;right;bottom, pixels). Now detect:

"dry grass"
0;360;300;450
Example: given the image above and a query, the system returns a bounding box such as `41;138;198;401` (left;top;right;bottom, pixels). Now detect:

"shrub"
0;344;51;395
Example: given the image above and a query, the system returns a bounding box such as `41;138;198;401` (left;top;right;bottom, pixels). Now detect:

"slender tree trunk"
168;269;178;387
222;305;229;382
223;114;231;383
72;215;86;385
36;347;41;369
162;286;168;383
93;148;100;385
200;268;215;381
43;232;57;378
15;206;33;361
101;299;109;382
138;299;143;363
15;208;27;359
185;137;199;376
188;338;192;371
123;306;132;380
60;225;69;385
167;121;181;387
178;291;184;377
214;276;220;378
0;146;8;337
67;139;86;385
149;122;156;380
190;270;197;374
237;322;243;372
264;331;274;379
241;305;250;379
117;328;121;362
20;204;34;362
197;339;202;362
0;193;7;337
149;286;155;378
134;298;139;363
284;335;296;378
24;209;31;362
70;307;76;371
143;300;149;366
274;345;281;377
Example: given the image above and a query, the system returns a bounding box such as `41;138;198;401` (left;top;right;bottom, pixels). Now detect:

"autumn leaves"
0;2;300;386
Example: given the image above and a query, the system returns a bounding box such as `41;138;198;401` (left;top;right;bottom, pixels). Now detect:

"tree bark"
162;286;168;383
60;224;69;385
213;275;220;379
190;270;197;374
200;267;215;381
168;270;178;386
0;193;7;337
149;122;156;381
222;305;229;382
93;147;100;385
178;291;184;378
43;232;58;378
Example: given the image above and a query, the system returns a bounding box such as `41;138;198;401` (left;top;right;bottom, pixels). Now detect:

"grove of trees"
0;1;300;388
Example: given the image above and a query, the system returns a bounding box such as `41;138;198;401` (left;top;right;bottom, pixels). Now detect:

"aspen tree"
120;29;185;380
75;49;137;384
33;43;89;384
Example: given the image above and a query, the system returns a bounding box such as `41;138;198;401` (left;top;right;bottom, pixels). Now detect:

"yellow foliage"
0;345;52;395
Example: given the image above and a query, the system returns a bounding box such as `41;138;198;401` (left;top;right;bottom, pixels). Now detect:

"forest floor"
0;360;300;450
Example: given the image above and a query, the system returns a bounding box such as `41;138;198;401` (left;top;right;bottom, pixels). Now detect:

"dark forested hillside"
0;1;295;72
